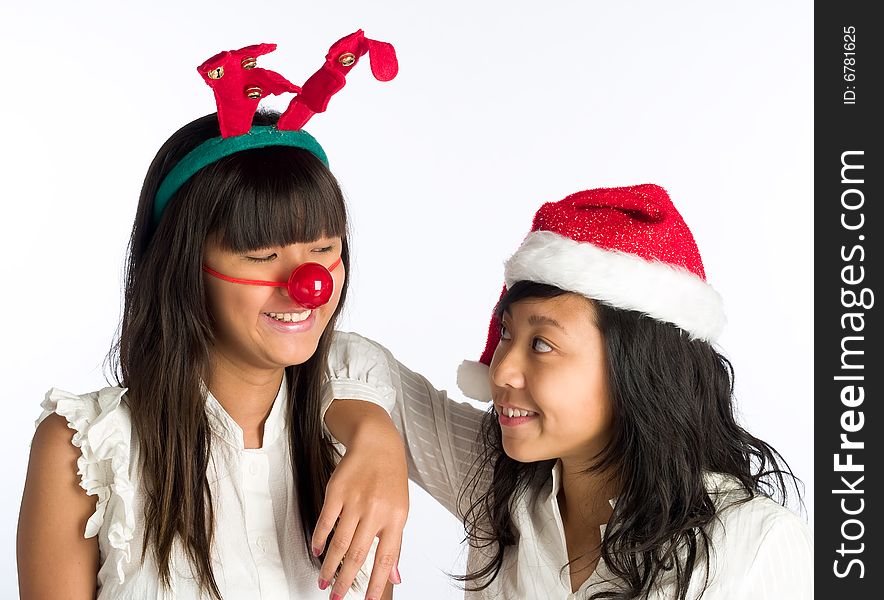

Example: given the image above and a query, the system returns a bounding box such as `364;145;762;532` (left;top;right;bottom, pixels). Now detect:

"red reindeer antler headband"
153;30;398;224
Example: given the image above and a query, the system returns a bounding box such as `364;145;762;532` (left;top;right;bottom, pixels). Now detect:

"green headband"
153;126;329;225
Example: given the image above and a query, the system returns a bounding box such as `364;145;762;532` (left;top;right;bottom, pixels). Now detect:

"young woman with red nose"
327;185;813;599
17;35;408;600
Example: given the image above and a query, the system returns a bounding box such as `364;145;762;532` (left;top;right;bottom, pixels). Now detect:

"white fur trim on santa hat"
504;231;726;341
457;360;492;401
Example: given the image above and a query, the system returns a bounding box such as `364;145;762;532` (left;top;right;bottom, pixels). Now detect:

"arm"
318;401;407;600
316;332;487;599
325;331;489;516
17;413;98;599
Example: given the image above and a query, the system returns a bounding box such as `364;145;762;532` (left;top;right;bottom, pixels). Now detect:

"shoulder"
25;412;95;520
33;386;132;472
327;331;402;396
330;330;399;367
706;473;811;544
38;386;131;428
715;494;812;551
32;411;83;463
35;386;134;482
706;474;806;531
19;390;126;597
704;475;813;591
31;387;137;570
34;386;134;506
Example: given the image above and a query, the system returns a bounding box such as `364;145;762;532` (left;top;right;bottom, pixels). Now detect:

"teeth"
500;406;536;418
266;310;312;323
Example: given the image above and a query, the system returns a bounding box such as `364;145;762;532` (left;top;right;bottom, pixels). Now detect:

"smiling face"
202;236;345;372
489;293;613;464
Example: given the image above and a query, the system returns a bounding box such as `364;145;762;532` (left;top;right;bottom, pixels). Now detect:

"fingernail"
331;593;344;600
392;565;402;584
318;578;329;591
313;546;322;557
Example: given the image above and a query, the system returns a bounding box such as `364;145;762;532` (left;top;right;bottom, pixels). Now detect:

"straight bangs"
203;146;347;253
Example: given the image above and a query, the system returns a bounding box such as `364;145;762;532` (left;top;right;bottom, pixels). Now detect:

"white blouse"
327;332;815;600
36;376;374;600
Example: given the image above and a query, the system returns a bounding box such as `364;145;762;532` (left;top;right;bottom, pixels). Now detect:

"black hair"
457;281;800;599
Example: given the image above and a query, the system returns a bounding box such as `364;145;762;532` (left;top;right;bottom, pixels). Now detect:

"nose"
489;345;526;389
286;262;335;308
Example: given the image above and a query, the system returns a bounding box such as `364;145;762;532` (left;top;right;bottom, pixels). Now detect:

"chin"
501;439;549;464
282;347;322;367
269;339;323;367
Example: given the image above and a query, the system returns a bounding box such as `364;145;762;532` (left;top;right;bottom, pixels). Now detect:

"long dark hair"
109;111;348;597
458;281;800;599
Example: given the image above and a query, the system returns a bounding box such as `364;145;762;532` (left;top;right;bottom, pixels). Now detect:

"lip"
495;403;539;427
497;412;538;427
260;310;316;333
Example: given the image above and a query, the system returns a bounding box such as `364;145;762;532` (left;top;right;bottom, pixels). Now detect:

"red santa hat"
457;183;726;401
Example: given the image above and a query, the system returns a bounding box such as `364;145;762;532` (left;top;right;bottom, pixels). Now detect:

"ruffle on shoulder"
38;387;136;584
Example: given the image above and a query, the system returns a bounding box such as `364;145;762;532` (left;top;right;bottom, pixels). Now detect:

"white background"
0;1;812;597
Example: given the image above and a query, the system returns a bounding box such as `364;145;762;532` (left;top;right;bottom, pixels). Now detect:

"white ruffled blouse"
326;332;815;599
36;377;372;600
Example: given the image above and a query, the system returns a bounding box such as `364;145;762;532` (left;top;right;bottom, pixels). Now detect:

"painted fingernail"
392;565;402;584
331;593;344;600
313;546;322;557
318;578;330;590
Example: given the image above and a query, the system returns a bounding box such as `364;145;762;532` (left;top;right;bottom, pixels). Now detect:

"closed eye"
312;245;334;254
244;253;278;263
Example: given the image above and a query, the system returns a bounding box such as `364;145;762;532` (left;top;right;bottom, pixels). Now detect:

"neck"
557;456;618;534
206;350;284;449
555;456;620;591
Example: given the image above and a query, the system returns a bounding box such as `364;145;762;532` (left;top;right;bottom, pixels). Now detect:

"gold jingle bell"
207;66;224;79
338;52;356;67
245;86;263;100
241;57;257;69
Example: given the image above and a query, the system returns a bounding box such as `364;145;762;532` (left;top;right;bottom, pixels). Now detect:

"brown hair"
109;112;349;597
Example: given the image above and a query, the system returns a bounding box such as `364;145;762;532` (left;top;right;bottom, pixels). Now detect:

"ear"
365;38;399;81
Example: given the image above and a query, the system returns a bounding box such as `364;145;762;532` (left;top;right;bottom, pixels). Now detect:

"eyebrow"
527;314;566;331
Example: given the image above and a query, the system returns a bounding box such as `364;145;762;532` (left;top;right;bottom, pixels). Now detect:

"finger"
329;522;379;600
364;529;402;599
312;490;344;558
318;512;359;590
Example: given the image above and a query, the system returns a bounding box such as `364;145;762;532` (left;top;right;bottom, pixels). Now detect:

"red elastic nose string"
202;256;342;309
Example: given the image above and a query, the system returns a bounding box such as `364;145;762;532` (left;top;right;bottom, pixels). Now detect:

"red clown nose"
202;256;342;309
285;262;336;308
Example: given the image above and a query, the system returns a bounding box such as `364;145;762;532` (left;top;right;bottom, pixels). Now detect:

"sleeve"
738;510;814;599
324;331;490;517
36;387;137;584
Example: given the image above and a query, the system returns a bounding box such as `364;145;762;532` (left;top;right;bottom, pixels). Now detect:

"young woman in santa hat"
17;34;409;600
326;184;813;599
